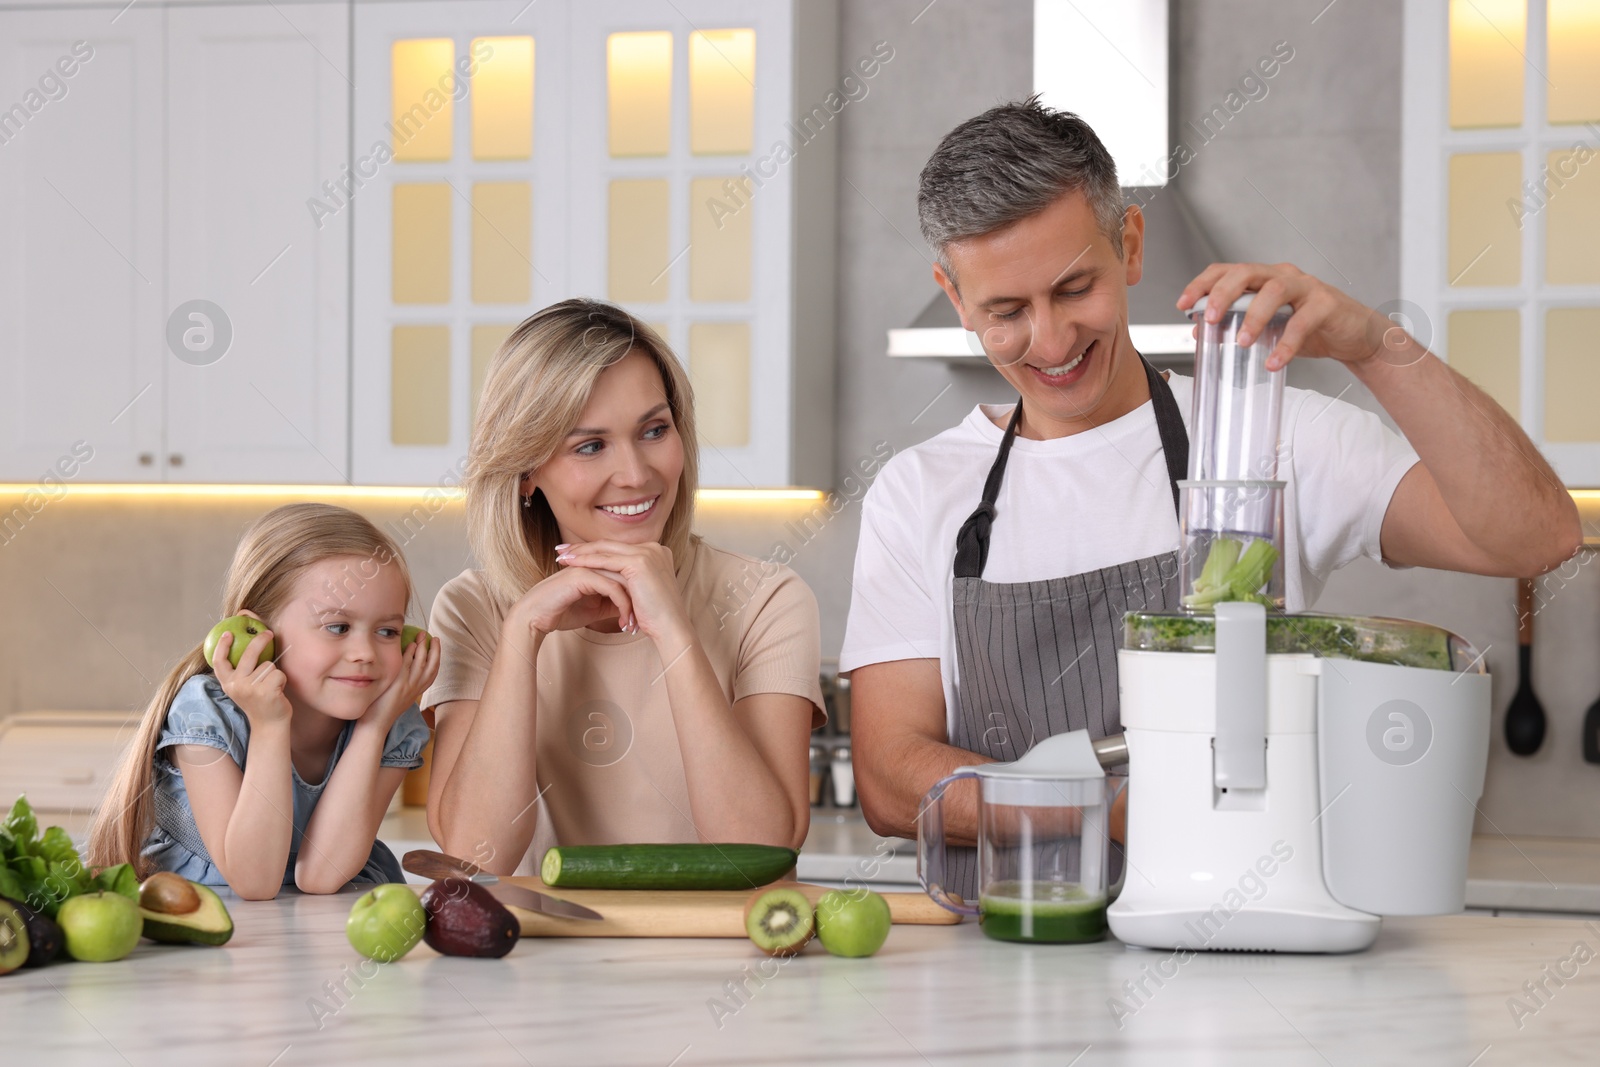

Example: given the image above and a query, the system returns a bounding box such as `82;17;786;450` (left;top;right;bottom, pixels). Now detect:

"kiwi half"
0;899;30;975
743;887;814;958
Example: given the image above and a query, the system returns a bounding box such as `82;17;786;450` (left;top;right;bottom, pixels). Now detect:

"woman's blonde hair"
466;298;700;603
87;503;415;875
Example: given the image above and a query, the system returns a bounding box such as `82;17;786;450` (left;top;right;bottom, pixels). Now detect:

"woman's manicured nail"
554;543;570;552
556;553;573;563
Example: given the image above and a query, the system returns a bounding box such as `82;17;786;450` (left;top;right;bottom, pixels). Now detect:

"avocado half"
140;882;234;946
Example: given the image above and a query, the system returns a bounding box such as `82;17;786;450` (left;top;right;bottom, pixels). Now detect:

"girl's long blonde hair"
466;298;701;604
87;503;415;875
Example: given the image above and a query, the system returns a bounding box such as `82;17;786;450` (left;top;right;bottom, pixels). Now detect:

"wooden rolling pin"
500;877;962;938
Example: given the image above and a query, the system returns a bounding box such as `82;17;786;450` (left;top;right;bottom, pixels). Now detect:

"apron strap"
952;356;1188;581
952;403;1023;579
1145;357;1190;518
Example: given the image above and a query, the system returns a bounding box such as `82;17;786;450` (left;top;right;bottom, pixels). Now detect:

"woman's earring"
522;494;532;508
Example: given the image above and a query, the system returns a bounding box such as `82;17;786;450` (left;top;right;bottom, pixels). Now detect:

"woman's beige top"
421;539;825;873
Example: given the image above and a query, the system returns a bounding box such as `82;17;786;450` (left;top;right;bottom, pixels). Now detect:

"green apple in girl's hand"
58;891;143;962
347;883;427;962
401;625;428;653
204;615;275;669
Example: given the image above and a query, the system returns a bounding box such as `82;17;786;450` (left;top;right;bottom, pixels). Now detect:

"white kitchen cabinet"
351;0;838;488
1401;0;1600;486
351;0;573;486
0;1;351;485
0;6;165;483
164;3;351;483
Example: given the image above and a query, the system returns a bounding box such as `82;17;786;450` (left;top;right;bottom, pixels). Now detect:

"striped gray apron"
945;357;1188;900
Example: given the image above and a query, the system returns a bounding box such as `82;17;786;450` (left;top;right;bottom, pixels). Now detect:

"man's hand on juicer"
1176;262;1410;372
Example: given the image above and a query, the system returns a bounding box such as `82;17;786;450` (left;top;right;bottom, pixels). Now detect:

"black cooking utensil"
1504;578;1546;756
1583;692;1600;765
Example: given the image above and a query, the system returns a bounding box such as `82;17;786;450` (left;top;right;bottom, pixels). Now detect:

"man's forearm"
1352;340;1581;569
858;734;992;846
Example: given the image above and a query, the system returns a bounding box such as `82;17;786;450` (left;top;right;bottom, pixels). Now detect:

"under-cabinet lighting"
0;484;827;504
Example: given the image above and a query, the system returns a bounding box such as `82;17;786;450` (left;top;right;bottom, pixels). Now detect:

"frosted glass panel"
691;177;752;302
1545;149;1600;284
1549;0;1600;125
1447;309;1519;423
1449;0;1525;128
472;182;531;304
471;323;516;425
392;326;451;445
689;322;750;448
609;179;671;303
608;32;672;157
1545;308;1600;442
392;39;455;162
690;30;755;155
472;37;534;160
1448;153;1521;286
393;183;452;304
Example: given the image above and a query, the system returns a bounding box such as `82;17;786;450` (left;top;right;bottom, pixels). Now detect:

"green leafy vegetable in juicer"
1125;613;1458;672
1182;536;1279;608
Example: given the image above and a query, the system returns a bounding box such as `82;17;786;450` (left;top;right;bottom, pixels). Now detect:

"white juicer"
1105;605;1491;953
1102;294;1492;953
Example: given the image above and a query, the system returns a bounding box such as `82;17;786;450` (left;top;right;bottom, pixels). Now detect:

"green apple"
203;615;275;670
346;883;427;962
814;889;891;958
401;625;429;654
58;891;143;963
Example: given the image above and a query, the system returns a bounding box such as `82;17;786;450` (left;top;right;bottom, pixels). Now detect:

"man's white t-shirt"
838;372;1420;733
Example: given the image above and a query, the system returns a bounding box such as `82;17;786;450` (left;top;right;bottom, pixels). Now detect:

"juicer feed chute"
1180;294;1292;611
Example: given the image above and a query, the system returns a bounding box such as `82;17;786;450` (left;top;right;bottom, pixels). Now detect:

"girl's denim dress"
141;674;429;887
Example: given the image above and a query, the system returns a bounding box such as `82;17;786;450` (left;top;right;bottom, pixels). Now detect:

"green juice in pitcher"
979;881;1107;943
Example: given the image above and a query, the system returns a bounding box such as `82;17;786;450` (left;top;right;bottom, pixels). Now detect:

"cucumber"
541;843;799;890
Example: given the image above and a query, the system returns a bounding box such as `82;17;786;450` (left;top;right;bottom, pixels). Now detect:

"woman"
423;299;823;875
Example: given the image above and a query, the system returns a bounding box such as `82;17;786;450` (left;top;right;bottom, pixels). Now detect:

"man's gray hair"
917;95;1125;278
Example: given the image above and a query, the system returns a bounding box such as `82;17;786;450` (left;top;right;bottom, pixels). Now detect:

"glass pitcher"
918;731;1125;943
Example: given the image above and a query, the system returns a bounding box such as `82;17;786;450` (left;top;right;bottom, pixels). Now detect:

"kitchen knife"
402;848;494;883
401;849;603;921
487;882;604;922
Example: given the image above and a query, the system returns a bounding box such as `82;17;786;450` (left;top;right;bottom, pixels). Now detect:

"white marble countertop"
8;889;1600;1065
372;812;1600;912
55;805;1600;908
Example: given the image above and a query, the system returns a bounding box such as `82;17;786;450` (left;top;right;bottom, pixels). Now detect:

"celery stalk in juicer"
1183;536;1279;608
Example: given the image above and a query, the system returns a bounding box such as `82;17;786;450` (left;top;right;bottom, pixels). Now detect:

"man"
840;99;1580;900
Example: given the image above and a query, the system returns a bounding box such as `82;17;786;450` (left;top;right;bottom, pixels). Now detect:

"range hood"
888;0;1216;364
886;189;1218;362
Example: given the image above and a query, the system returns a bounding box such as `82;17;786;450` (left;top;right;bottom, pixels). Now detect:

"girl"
88;503;441;899
423;299;824;876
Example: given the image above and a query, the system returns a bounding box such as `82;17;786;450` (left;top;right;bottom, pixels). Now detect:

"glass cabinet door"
352;1;570;486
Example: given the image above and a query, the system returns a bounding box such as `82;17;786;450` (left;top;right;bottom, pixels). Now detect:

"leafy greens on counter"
0;796;136;917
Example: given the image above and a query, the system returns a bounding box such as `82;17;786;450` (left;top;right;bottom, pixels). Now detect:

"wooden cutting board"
500;877;962;938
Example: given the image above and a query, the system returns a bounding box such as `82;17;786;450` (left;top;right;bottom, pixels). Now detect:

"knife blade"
487;882;604;922
401;849;603;921
402;848;496;884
